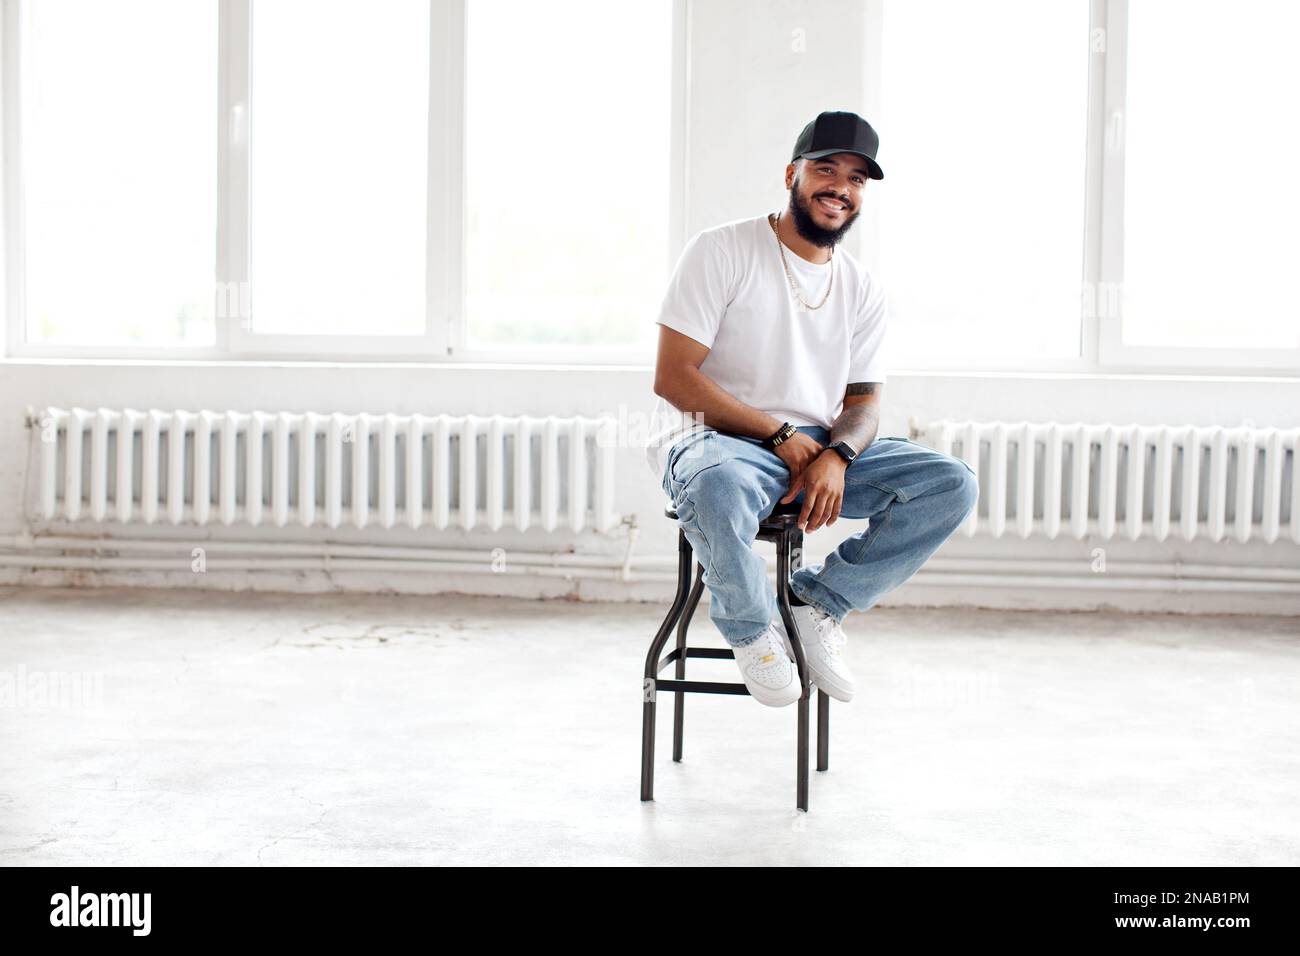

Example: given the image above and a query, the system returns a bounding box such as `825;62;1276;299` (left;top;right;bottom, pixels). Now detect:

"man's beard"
787;179;860;248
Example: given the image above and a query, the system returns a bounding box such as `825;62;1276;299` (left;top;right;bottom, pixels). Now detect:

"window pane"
23;0;216;347
250;0;428;336
878;0;1089;365
1123;0;1300;350
465;0;672;349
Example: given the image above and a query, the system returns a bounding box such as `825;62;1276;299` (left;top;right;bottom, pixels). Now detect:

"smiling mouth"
816;196;850;215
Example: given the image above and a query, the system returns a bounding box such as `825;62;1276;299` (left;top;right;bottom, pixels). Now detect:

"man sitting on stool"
646;110;979;707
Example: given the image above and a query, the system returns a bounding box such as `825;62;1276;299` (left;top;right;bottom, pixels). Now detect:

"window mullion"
1096;0;1129;367
1080;0;1109;368
217;0;250;355
429;0;464;355
2;0;26;357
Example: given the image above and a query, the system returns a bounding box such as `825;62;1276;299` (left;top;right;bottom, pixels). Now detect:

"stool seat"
663;499;803;527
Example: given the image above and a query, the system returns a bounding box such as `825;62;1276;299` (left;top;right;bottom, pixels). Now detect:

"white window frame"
222;0;457;359
1095;0;1300;373
856;0;1300;377
856;0;1103;376
12;1;1288;374
1;0;689;364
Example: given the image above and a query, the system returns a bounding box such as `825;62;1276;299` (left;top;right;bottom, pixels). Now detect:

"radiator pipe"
0;553;650;580
0;532;631;566
1;537;1298;592
2;533;1297;582
0;537;634;574
1;554;1298;595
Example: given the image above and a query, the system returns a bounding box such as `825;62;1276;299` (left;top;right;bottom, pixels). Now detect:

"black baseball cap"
791;110;884;180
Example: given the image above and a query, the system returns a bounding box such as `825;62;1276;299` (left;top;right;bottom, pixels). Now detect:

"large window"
5;0;678;360
5;1;1298;371
870;0;1300;372
1117;0;1300;356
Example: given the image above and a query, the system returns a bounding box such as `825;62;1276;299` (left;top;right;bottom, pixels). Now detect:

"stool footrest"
656;645;735;674
652;678;750;696
684;647;735;660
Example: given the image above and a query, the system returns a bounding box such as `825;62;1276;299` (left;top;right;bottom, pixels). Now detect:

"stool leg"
776;527;810;812
642;531;694;801
789;532;830;773
672;562;706;762
817;690;830;771
797;693;810;811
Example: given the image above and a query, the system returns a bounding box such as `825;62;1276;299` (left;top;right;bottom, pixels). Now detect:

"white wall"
2;0;1297;613
684;0;872;236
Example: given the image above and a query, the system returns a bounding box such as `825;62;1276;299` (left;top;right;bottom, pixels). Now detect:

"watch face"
833;441;856;461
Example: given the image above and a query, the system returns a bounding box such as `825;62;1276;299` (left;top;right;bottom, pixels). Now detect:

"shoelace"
810;609;845;655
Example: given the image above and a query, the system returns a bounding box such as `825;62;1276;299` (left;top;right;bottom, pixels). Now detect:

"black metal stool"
641;499;831;812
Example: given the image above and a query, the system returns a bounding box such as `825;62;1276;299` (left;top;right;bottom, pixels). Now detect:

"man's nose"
827;179;853;204
825;174;852;198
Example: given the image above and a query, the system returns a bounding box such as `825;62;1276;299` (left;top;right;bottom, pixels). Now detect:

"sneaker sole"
806;663;854;703
747;680;801;707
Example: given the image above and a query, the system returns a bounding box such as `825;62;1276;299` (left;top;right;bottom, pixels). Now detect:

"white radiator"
32;407;619;534
917;420;1300;544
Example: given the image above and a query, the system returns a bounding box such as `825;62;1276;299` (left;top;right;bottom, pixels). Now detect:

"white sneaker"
788;604;855;702
732;622;801;707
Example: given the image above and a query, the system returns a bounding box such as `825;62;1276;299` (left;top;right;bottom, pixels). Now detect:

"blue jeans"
661;425;979;648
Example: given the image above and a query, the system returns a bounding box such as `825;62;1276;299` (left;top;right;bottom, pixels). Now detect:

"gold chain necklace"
769;211;835;311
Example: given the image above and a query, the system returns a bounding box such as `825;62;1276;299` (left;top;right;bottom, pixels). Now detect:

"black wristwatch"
761;421;796;450
827;440;859;463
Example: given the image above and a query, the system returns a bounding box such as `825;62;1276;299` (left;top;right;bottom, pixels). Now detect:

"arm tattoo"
831;383;882;454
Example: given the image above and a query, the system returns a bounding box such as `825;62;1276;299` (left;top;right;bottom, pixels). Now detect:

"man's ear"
785;161;796;190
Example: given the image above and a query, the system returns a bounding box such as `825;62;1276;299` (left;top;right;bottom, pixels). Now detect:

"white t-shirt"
644;213;889;479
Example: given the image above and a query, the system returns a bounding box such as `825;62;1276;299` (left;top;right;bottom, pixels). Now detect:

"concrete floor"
1;585;1297;866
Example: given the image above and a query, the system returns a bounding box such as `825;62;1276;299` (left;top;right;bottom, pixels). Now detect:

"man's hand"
781;450;847;531
773;432;823;481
